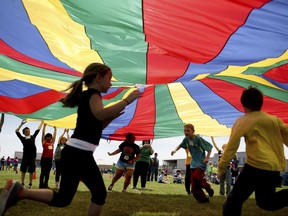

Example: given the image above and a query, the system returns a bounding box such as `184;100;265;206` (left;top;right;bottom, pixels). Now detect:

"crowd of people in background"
0;156;19;173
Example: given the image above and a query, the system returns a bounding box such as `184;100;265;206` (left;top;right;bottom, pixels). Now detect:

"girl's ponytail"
60;62;111;107
60;80;83;107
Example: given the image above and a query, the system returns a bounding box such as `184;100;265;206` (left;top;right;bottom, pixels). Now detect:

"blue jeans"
150;166;158;181
223;164;288;216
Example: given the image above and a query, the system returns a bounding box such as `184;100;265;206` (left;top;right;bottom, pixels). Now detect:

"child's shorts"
116;159;135;170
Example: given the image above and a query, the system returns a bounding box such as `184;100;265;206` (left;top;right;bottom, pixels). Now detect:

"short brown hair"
184;123;194;131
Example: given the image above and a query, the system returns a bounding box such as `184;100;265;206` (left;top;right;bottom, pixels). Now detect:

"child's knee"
48;191;73;207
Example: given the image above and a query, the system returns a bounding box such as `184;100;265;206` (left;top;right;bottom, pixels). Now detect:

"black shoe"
108;185;113;191
207;188;214;197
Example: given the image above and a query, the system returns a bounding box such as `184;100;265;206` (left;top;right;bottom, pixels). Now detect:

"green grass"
0;169;287;216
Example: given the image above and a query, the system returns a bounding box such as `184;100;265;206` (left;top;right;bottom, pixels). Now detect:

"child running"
107;133;140;192
0;62;141;216
171;123;214;203
218;86;288;215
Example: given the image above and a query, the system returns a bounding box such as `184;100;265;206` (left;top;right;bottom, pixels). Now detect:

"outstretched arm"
58;129;65;144
90;90;141;123
0;113;4;131
211;136;220;152
38;120;44;130
15;119;26;132
52;126;57;143
107;149;121;156
42;123;47;143
58;129;67;143
171;145;181;156
66;129;70;139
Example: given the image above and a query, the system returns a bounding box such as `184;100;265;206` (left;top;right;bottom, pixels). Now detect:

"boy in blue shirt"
172;123;214;203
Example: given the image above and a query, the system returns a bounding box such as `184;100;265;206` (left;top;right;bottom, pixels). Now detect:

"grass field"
0;169;287;216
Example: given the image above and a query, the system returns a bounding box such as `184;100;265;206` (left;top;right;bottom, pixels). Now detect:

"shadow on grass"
4;191;288;216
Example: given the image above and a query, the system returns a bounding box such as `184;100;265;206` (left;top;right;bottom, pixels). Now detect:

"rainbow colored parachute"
0;0;287;140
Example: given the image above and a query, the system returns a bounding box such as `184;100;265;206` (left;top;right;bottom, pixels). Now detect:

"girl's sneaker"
0;180;23;216
28;183;32;189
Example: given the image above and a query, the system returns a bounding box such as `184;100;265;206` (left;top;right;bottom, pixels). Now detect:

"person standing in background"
0;113;4;134
150;153;159;181
132;140;154;189
171;144;192;194
211;136;232;196
54;129;69;189
14;157;19;174
230;154;239;185
146;157;153;181
0;113;4;157
6;156;11;172
39;123;57;188
0;156;5;171
15;120;44;188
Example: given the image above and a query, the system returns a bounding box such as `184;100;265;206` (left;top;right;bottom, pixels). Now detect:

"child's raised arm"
211;136;220;152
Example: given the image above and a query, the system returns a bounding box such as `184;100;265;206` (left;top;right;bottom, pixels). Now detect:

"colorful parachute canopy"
0;0;287;140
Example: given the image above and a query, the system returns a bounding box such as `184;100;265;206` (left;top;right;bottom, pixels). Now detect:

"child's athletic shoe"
108;185;113;191
206;188;214;197
28;183;32;189
0;180;23;216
